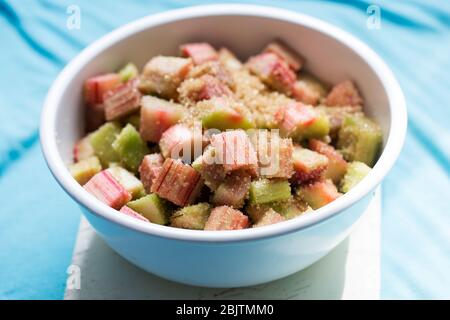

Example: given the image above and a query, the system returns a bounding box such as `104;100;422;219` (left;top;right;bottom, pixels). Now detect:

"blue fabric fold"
0;0;448;299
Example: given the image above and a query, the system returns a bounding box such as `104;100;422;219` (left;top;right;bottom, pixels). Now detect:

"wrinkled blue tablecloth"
0;0;449;299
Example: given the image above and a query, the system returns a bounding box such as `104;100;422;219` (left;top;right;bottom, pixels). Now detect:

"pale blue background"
0;0;449;299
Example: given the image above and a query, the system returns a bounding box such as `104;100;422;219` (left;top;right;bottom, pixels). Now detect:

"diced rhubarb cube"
118;63;139;82
119;206;149;222
309;139;348;184
204;206;249;231
107;166;145;199
246;196;310;222
292;146;329;184
249;178;291;204
218;47;243;71
151;159;203;206
192;147;227;191
84;170;132;209
85;103;106;132
187;61;234;88
253;209;285;228
139;153;164;193
170;203;211;230
246;52;296;94
325;80;363;107
159;124;203;160
112;124;149;172
180;42;218;65
211;171;251;208
291;74;327;106
340;161;371;193
84;73;121;105
74;135;95;162
104;78;141;121
139;95;185;143
317;105;363;141
127;194;170;225
249;130;294;178
69;156;102;185
297;179;341;209
90;122;121;166
263;40;304;71
210;130;258;176
276;102;329;140
139;56;192;99
199;97;254;130
178;74;232;103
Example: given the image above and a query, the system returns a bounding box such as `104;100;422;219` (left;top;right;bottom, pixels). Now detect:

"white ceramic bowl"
40;4;406;288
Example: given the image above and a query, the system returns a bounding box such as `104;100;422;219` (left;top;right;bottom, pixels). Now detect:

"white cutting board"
65;188;381;300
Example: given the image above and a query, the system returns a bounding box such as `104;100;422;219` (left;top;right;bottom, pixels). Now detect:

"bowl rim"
40;4;407;243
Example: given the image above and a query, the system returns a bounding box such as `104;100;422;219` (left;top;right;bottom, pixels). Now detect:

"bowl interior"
55;14;390;165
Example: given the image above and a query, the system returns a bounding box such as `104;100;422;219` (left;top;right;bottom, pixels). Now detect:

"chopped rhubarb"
90;122;121;166
112;124;149;172
297;179;341;209
69;156;102;185
200;97;254;130
139;153;164;193
139;95;185;143
218;47;243;71
170;203;211;230
292;146;329;184
74;135;95;162
180;42;218;65
119;206;149;222
124;112;140;130
118;63;139;82
246;52;296;94
253;209;285;228
84;170;132;209
309;139;348;184
246;196;310;222
204;206;249;231
317;105;363;141
340;161;371;193
139;56;192;99
107;166;145;199
337;114;382;167
159;124;203;160
263;40;303;71
210;130;258;176
127;194;169;225
276;102;329;141
325;80;363;107
178;74;232;103
104;78;141;121
151;159;203;206
84;73;121;106
249;178;291;204
292;74;327;106
211;171;251;208
192;147;226;191
85;103;106;132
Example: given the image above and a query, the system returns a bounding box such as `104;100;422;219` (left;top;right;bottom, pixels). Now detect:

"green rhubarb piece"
170;203;211;230
340;161;371;193
202;109;254;131
127;194;169;225
246;197;309;222
112;124;149;172
118;63;139;82
125;113;140;130
90;122;122;166
293;110;330;141
337;114;382;167
249;178;291;204
107;166;145;199
69;156;102;185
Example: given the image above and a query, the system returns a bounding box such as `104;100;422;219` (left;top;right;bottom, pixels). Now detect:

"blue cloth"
0;0;449;299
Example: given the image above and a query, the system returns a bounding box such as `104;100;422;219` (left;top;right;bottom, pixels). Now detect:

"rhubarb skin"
107;166;145;199
84;170;132;209
127;194;170;225
292;146;329;184
170;203;212;230
84;73;121;106
119;206;149;222
252;209;285;228
211;171;251;208
139;95;185;143
309;139;348;184
159;124;202;160
69;156;102;185
90;122;121;166
112;124;149;172
204;206;249;231
180;42;218;65
151;159;203;206
139;153;164;193
340;161;371;193
249;178;291;205
104;78;141;121
296;179;341;209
